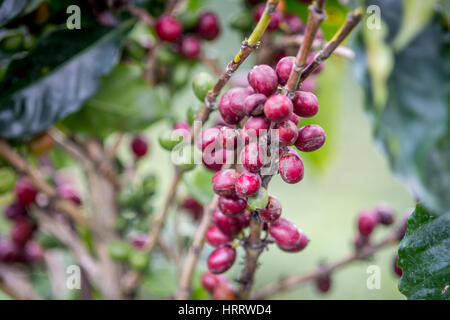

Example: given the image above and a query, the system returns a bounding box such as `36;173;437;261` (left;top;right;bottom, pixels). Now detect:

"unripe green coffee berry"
0;167;17;194
187;105;201;125
129;249;150;271
175;145;196;171
142;174;157;196
0;30;24;53
247;187;269;211
158;130;184;151
192;72;214;102
171;63;190;88
177;10;199;30
37;233;63;250
108;240;132;262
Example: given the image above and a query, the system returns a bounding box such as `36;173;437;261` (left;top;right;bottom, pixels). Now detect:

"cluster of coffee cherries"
0;176;82;265
154;10;220;60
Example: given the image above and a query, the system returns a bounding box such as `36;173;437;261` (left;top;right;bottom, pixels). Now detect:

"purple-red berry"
201;271;227;293
357;210;378;236
219;91;245;125
279;153;304;184
206;225;233;246
292;91;319;118
11;219;34;247
248;65;278;96
230;87;253;116
275;56;295;86
258;196;282;222
58;184;82;206
269;218;307;252
131;136;148;158
207;244;236;274
181;196;203;221
274;120;299;146
316;273;331;293
15;177;38;206
295;124;326;152
212;169;240;197
264;94;293;122
244;116;270;138
218;195;247;217
4;202;27;221
244;93;267;116
155;16;182;42
235;172;261;197
213;209;243;237
197;11;220;41
179;35;201;59
240;142;266;173
393;255;402;277
197;127;220;151
375;203;395;226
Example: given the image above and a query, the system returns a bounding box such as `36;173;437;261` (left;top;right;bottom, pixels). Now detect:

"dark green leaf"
398;204;450;300
0;20;134;138
63;63;169;137
0;0;27;27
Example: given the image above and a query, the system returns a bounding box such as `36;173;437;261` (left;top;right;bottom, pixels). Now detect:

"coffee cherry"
279;154;304;184
213;209;243;237
29;132;54;156
237;210;251;228
155;16;182;42
22;240;44;263
258;196;281;222
181;196;203;221
264;94;293;122
218;195;247;217
254;4;282;30
193;72;214;102
301;77;316;92
202;148;228;172
283;230;308;252
218;126;238;150
197;11;220;41
248;65;278;96
275;56;295;86
11;219;34;247
375;203;394;226
4;202;27;221
207;244;236;274
357;210;378;236
240;142;266;173
129;249;150;271
131;136;148;158
274;120;299;146
15;177;38;206
158;129;185;151
269;218;304;251
219;91;245;125
295;124;326;152
174;121;191;131
230;87;253;116
316;273;331;293
289;113;300;126
284;14;304;34
130;234;149;249
235;172;261;197
175;145;196;171
108;240;132;262
213;281;235;300
212;169;240;197
244;116;270;138
247;187;269;211
0;167;16;194
292;91;319;117
244;93;267;115
179;35;201;59
393;255;402;277
0;238;19;263
201;271;227;293
206;225;233;246
58;184;82;206
197;127;220;151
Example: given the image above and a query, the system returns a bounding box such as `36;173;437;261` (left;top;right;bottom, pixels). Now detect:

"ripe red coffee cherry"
197;127;220;151
201;271;227;293
295;124;326;152
375;203;394;226
279;153;304;184
218;126;238;150
213;209;243;236
258;196;282;222
155;16;182;42
206;225;233;246
254;4;283;30
15;177;38;206
219;91;244;125
58;184;82;206
269;218;303;251
237;210;251;229
244;93;267;116
240;142;266;173
131;136;148;158
202;148;230;172
275;56;295;86
244;116;270;138
235;172;261;197
207;244;236;274
289;113;300;125
357;210;378;236
130;234;149;249
0;238;19;263
316;274;331;293
181;196;203;221
179;35;201;58
274;120;299;146
197;11;220;41
292;91;319;117
264;94;293;122
248;64;278;96
4;202;27;221
213;281;235;300
283;230;308;252
212;169;240;197
11;219;34;247
393;255;402;277
218;195;247;217
284;14;304;34
230;87;253;116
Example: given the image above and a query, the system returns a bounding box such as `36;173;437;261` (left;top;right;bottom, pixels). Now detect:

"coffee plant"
0;0;448;301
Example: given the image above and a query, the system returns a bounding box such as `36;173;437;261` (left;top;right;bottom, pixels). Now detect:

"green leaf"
0;0;27;27
0;21;134;138
357;1;450;214
398;204;450;300
182;166;214;205
63;63;168;137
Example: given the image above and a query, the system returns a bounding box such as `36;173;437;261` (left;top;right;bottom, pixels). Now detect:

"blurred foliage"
398;204;450;299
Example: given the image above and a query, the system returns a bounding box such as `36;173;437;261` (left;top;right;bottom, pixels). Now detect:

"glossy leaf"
63;63;169;137
398;204;450;300
0;21;134;138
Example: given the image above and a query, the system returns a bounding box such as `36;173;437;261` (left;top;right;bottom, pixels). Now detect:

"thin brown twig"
0;264;42;300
